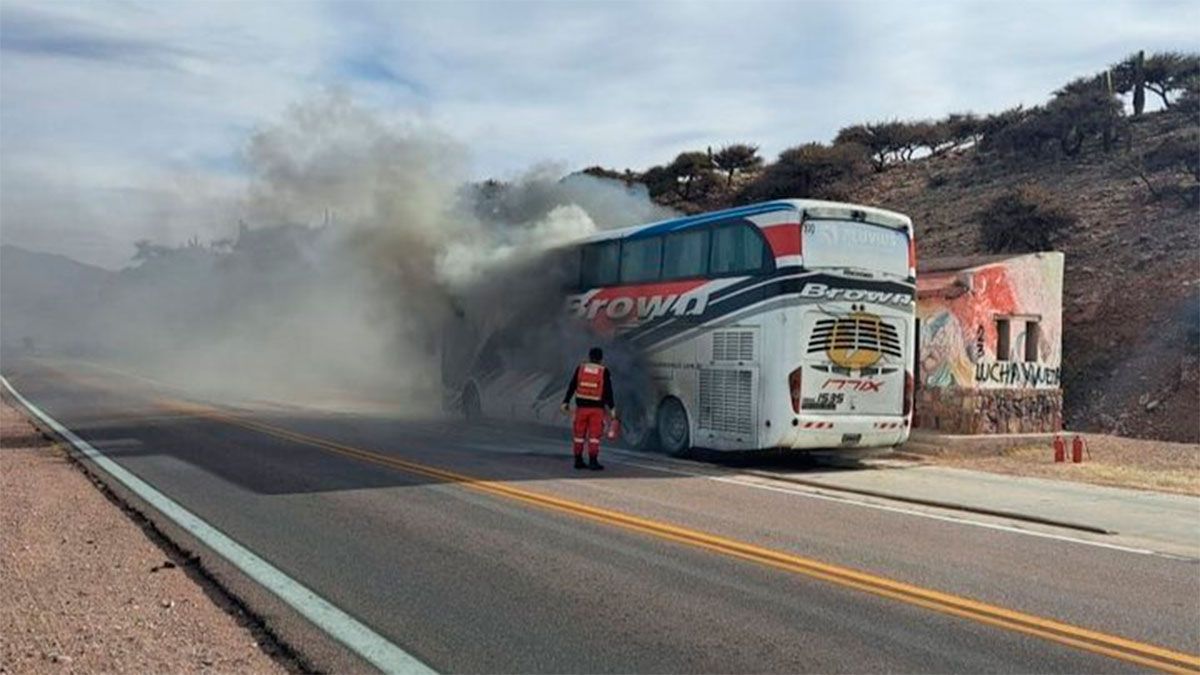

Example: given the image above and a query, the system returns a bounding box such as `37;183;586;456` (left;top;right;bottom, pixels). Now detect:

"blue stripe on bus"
624;202;799;240
624;271;915;349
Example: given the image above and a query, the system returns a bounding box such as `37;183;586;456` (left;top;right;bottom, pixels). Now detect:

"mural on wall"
917;253;1063;391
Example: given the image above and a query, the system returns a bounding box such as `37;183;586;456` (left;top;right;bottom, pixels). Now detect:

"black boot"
574;456;587;470
588;457;604;471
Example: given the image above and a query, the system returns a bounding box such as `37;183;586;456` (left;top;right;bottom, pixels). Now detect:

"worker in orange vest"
561;347;616;470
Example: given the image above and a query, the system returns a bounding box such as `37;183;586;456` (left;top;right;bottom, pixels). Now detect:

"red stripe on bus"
591;279;709;300
761;224;801;257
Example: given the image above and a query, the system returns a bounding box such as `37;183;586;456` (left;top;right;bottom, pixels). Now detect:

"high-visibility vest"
575;363;606;401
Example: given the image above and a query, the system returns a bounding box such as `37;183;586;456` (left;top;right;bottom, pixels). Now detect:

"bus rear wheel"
656;397;691;457
619;405;658;451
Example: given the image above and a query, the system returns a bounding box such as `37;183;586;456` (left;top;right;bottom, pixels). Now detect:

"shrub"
1172;74;1200;118
927;173;950;189
978;186;1076;253
1046;78;1125;154
978;80;1124;160
1126;130;1200;207
834;120;936;170
980;107;1057;157
640;165;677;200
668;151;715;200
737;143;867;203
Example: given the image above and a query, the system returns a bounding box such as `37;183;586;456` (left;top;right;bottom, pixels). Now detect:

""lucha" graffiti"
974;361;1061;387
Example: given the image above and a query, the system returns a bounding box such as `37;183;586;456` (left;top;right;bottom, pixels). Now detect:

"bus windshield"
803;219;909;277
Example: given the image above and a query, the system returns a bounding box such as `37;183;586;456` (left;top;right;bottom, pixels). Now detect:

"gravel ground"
0;395;294;674
932;434;1200;496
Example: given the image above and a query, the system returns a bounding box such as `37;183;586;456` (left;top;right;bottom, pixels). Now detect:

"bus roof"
573;199;912;245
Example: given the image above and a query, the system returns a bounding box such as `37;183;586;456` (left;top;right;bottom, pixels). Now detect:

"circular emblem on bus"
826;310;884;370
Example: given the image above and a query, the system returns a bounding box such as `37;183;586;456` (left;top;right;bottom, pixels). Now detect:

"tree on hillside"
1047;78;1124;154
1119;50;1147;116
669;151;715;200
942;112;985;148
979;106;1030;138
979;106;1051;157
1113;51;1200;110
910;120;958;157
712;144;763;186
580;165;627;182
737;143;867;203
835;122;902;171
1143;52;1200;109
979;79;1124;159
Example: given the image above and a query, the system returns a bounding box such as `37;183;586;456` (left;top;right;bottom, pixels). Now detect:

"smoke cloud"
1;93;676;414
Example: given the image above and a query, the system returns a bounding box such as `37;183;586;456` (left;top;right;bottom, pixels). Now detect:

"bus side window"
620;236;663;284
711;222;767;275
581;240;620;288
662;229;709;279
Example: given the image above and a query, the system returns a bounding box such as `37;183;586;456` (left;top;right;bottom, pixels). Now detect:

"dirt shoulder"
925;434;1200;496
0;394;294;673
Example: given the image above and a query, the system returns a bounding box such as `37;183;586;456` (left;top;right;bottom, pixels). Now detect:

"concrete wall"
916;252;1064;434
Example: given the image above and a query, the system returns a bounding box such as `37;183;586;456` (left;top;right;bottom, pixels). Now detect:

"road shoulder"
0;393;296;673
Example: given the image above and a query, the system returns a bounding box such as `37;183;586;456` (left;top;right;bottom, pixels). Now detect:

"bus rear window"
802;219;909;277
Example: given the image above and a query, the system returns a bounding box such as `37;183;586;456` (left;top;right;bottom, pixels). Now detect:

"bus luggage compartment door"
800;311;906;416
697;327;760;448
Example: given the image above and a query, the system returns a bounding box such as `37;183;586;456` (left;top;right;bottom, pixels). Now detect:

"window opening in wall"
995;318;1010;361
1024;320;1040;362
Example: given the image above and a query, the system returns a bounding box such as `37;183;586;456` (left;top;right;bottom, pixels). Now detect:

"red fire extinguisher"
1071;435;1086;463
606;414;621;440
1053;435;1065;463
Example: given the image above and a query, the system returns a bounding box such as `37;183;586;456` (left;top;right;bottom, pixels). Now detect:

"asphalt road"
5;358;1199;673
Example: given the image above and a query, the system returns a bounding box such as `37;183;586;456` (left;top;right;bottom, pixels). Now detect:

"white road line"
1;376;436;675
610;457;1184;559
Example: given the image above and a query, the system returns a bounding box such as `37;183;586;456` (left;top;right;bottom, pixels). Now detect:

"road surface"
4;358;1198;673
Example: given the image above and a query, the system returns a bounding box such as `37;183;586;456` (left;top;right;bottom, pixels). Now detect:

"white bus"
445;199;916;455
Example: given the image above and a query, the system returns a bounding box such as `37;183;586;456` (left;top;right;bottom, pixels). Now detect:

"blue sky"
2;0;1197;268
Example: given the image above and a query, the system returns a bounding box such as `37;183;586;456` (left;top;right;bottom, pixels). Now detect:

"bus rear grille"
699;368;753;435
712;330;754;362
807;317;902;358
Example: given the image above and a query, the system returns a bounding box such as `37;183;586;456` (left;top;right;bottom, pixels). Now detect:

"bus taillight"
903;371;913;417
789;367;803;413
907;236;917;271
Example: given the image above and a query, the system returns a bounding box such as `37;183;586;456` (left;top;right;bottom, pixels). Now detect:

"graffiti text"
974;361;1060;388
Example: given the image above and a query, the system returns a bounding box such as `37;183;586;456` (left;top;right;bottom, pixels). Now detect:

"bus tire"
620;405;659;452
656;397;691;457
462;384;482;422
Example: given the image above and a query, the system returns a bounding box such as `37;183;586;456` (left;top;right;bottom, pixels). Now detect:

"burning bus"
442;199;916;455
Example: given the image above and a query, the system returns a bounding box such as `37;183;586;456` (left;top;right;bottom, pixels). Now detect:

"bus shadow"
54;409;765;497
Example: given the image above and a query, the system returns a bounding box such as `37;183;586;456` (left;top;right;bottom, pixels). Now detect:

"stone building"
915;252;1064;434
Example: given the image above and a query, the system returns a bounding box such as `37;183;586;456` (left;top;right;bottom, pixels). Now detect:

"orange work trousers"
571;408;605;459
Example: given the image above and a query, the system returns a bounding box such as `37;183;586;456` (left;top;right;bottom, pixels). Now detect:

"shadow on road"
6;358;886;498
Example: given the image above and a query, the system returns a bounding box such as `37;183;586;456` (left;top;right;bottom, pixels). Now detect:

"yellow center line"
39;361;1200;673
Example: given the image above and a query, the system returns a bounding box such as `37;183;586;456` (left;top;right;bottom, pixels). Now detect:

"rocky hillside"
624;109;1198;442
854;113;1198;443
